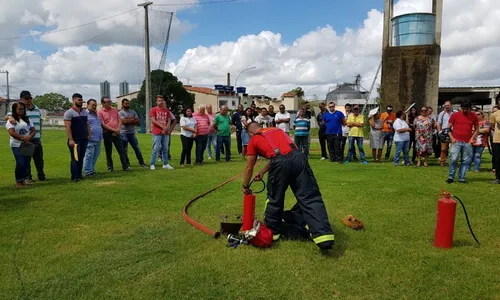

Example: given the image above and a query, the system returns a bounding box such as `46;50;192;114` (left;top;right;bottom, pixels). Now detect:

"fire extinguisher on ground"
434;190;480;249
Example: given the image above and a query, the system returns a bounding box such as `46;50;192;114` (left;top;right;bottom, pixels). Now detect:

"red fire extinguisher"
434;190;480;249
242;179;266;231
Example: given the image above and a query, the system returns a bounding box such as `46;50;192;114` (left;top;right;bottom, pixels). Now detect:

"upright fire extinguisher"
434;190;480;249
242;179;266;231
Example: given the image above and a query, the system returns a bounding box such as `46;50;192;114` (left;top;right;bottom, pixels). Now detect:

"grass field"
1;130;499;299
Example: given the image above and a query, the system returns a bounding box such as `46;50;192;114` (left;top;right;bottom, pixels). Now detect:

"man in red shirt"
446;101;479;183
149;95;175;170
97;97;129;172
242;122;335;251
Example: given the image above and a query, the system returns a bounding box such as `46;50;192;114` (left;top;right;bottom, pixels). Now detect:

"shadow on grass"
0;195;38;211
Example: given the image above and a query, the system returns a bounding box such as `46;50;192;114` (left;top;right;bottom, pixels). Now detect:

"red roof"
281;92;297;98
184;86;214;95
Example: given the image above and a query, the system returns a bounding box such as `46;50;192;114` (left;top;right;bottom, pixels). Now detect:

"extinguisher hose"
452;195;481;246
182;161;263;239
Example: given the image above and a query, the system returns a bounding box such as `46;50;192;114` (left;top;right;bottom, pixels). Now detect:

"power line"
153;0;244;6
0;8;140;41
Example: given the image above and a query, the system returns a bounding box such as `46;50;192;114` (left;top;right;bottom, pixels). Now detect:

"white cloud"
1;0;500;102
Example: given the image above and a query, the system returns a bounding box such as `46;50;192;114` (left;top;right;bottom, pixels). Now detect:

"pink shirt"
207;113;217;134
97;107;120;132
150;107;172;135
193;112;210;136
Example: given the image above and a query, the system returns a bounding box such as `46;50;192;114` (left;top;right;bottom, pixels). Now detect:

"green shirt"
214;113;231;136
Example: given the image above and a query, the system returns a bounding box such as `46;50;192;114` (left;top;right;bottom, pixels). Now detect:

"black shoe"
459;180;467;184
38;176;46;181
317;241;334;250
446;179;454;184
140;164;148;168
72;178;81;183
491;179;500;184
108;168;114;172
123;167;130;171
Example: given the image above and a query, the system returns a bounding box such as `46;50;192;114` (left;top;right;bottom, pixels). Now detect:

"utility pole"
138;1;153;133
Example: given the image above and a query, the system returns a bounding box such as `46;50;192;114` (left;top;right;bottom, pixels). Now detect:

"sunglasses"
421;110;427;112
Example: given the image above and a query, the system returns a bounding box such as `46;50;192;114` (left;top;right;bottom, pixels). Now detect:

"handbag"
19;142;36;157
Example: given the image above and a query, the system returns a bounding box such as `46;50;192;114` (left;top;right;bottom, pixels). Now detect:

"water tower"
381;0;443;111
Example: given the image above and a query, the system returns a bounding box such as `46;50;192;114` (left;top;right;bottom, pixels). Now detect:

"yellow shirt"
347;114;364;137
490;111;500;143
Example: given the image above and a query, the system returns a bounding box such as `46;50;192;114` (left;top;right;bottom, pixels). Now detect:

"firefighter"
242;122;335;250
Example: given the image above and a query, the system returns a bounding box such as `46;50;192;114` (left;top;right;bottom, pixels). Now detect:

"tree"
33;93;72;111
290;87;305;99
137;70;195;119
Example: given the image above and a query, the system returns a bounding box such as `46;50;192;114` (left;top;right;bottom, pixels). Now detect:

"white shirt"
275;112;291;132
393;118;410;142
180;116;197;137
255;115;274;128
6;118;34;147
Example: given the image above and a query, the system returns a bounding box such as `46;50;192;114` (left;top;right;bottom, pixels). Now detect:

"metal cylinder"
434;196;457;249
242;194;256;231
392;13;436;46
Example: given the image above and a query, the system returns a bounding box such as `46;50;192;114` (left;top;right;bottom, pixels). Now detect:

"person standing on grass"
393;110;412;166
446;101;479;184
4;90;46;182
241;107;255;159
316;102;328;160
242;123;335;251
293;108;311;157
206;104;217;160
469;110;490;172
324;102;346;163
149;95;174;170
119;99;147;168
232;104;244;156
490;106;500;184
255;107;274;128
381;105;396;160
193;105;210;165
342;103;357;161
268;105;276;127
345;104;368;164
98;97;129;172
414;106;435;167
437;101;456;166
83;99;102;177
408;106;418;163
214;105;232;162
6;102;35;188
179;107;197;167
64;93;90;183
369;110;384;163
274;104;291;135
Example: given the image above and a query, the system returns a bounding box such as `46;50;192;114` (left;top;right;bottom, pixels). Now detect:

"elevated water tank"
392;13;436;47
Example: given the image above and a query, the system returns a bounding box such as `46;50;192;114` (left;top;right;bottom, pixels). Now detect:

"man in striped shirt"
4;90;46;182
293;108;311;157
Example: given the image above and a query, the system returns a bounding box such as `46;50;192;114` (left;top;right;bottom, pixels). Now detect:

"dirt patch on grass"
94;181;119;186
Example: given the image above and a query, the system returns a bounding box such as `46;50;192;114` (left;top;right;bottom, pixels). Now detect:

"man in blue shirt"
323;102;346;163
83;99;102;176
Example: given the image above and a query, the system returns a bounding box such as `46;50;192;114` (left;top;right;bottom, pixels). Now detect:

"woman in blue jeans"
392;110;412;166
470;111;490;172
5;102;35;188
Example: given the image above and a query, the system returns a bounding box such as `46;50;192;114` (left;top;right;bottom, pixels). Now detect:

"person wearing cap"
63;93;90;182
381;105;397;160
4;91;47;182
446;101;479;184
242;122;335;251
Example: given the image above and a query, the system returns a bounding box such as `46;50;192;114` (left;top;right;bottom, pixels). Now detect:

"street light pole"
234;66;256;88
305;85;320;100
138;1;153;133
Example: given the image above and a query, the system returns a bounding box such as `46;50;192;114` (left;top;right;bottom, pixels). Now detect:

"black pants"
318;128;328;159
180;135;195;165
103;131;128;171
26;139;46;180
327;134;343;162
68;139;88;181
432;133;441;158
409;132;417;161
494;143;500;180
236;129;243;155
195;135;208;164
266;150;334;249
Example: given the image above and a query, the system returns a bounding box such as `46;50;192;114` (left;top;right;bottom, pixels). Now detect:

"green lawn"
1;130;499;299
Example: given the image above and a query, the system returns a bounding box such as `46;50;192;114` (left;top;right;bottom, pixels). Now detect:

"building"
100;81;111;99
326;84;371;106
116;91;139;105
280;92;300;110
438;86;500;112
381;0;443;111
184;85;241;110
119;81;129;97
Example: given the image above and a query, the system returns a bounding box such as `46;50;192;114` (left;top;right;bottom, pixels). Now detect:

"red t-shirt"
448;111;479;143
150;107;171;135
246;128;295;159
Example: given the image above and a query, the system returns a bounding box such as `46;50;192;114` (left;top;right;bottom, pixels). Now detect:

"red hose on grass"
182;161;262;239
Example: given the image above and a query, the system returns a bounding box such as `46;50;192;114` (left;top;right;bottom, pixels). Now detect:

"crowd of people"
4;90;500;187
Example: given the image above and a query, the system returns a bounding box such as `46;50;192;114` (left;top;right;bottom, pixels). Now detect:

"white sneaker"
163;164;174;170
208;156;212;160
321;157;326;160
150;165;155;170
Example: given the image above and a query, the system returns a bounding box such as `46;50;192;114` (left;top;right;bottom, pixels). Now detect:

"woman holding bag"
5;102;35;187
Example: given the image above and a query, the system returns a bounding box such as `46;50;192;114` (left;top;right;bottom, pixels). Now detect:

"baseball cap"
387;105;393;110
20;91;32;99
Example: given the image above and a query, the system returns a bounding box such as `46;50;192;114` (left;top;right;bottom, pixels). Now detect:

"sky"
1;0;500;101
